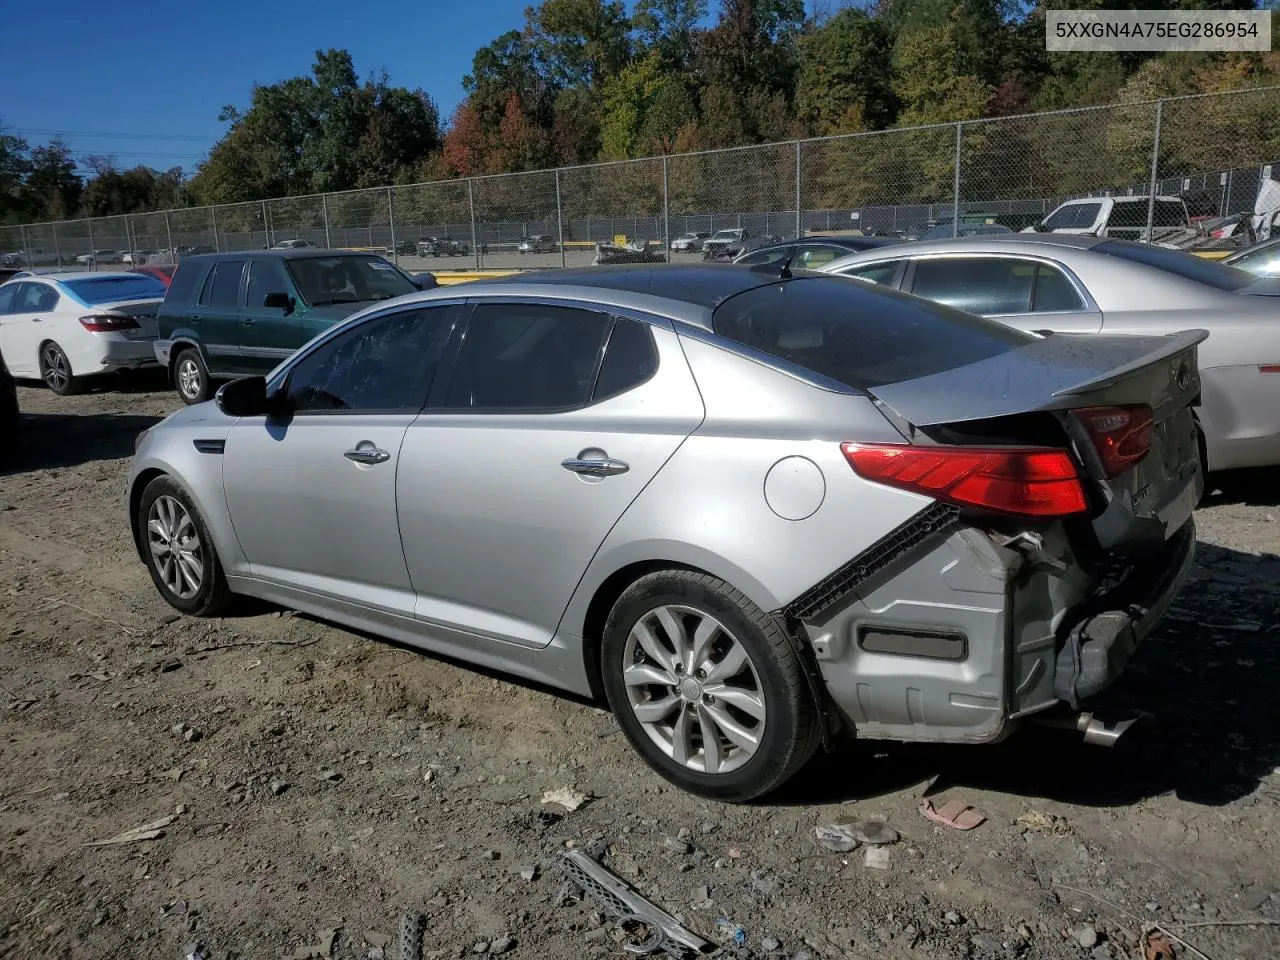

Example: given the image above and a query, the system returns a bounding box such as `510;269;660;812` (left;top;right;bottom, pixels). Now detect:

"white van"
1028;196;1190;241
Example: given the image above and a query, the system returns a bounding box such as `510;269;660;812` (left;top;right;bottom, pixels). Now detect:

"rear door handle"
241;317;256;325
344;445;391;465
561;457;629;477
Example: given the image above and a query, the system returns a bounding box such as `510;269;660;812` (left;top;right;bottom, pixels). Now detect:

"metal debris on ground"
815;823;860;853
559;850;712;956
540;785;591;812
399;911;424;960
864;846;891;870
87;814;176;847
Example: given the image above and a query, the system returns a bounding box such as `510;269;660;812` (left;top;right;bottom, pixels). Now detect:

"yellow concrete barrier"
431;270;527;285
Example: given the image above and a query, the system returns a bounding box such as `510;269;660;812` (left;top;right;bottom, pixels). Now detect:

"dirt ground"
1;374;1278;960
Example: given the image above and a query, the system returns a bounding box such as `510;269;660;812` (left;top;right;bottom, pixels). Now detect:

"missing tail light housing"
842;443;1088;518
1074;405;1153;478
79;314;139;333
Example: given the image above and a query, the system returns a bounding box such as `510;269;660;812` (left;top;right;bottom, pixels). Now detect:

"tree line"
2;0;1277;227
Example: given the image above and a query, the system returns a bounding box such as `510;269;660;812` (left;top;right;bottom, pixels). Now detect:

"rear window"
1043;202;1102;230
165;261;204;304
1094;240;1255;291
62;275;166;304
711;277;1033;391
1108;200;1186;228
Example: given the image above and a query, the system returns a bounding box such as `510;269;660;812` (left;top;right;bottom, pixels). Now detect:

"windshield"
1094;239;1256;291
1226;240;1280;275
712;276;1032;391
62;275;167;304
286;255;416;306
712;230;739;240
1043;202;1103;230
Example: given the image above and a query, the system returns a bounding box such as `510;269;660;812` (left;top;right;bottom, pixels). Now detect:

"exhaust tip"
1033;710;1143;747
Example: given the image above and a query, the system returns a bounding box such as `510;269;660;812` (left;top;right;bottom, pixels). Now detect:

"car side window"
246;259;291;309
911;257;1034;315
443;303;609;411
16;282;58;313
840;261;901;286
1031;264;1086;313
593;317;659;402
0;284;17;314
200;260;246;308
738;246;791;266
283;304;463;414
794;244;844;268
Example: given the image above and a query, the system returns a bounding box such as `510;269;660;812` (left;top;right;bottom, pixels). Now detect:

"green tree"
632;0;706;66
599;54;698;158
525;0;631;90
795;8;896;135
0;127;33;224
892;20;989;125
25;140;83;220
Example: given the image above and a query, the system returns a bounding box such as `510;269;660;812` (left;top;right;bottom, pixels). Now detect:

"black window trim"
199;257;249;309
266;298;471;417
428;296;659;416
904;252;1096;317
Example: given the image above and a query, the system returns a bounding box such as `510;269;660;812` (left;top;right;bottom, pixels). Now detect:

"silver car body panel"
821;234;1280;470
128;267;1200;748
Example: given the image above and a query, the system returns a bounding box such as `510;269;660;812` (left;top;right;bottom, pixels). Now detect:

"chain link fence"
2;85;1277;272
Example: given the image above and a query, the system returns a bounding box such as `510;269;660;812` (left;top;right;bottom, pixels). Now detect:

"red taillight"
842;443;1088;517
1075;405;1153;478
79;314;139;333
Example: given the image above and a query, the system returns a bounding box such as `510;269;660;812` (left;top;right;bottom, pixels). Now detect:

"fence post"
51;221;62;268
554;170;566;269
261;200;270;248
86;218;96;268
468;179;480;269
1146;100;1164;241
164;210;174;260
662;155;670;254
210;207;220;252
794;141;802;239
18;225;31;268
387;187;399;265
322;194;332;248
952;123;963;238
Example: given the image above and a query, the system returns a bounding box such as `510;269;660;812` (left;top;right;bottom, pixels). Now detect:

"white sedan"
0;272;166;395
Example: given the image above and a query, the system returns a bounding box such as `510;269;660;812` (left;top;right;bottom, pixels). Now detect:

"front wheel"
137;475;231;616
601;570;819;802
174;348;212;405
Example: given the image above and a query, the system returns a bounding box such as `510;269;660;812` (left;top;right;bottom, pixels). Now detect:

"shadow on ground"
1204;468;1280;508
2;411;162;474
776;538;1280;810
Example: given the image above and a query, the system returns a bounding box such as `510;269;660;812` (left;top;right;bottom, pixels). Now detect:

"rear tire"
601;570;819;802
174;348;212;405
137;475;231;617
39;342;81;396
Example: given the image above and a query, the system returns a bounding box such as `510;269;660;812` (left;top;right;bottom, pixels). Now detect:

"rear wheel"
39;342;81;396
137;475;231;616
601;570;819;802
174;348;212;405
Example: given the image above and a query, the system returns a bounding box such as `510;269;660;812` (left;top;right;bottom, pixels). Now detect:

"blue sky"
3;0;701;174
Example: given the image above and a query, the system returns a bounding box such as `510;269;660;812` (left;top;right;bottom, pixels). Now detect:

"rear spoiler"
867;329;1208;428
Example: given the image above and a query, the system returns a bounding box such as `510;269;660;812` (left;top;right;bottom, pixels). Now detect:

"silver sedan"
127;265;1201;800
821;234;1280;472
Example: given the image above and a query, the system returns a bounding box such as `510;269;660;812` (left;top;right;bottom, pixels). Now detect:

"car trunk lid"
866;329;1207;552
93;297;163;340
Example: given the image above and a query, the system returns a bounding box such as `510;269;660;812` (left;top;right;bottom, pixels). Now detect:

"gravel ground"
1;375;1278;960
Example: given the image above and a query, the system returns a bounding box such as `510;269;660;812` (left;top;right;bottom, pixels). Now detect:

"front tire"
601;570;819;802
137;475;231;616
40;342;81;395
174;348;212;405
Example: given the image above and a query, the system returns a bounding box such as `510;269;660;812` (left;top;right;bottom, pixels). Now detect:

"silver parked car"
517;235;557;254
127;265;1202;800
820;234;1280;473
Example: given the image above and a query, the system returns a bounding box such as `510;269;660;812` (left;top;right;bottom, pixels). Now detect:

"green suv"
154;249;434;404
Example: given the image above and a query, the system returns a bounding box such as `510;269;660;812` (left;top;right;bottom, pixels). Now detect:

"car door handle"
241;317;256;325
191;315;202;322
344;446;391;465
561;457;629;477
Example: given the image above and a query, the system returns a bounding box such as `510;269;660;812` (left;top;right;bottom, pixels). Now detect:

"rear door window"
839;260;904;287
592;316;658;401
246;259;292;308
0;284;18;314
1031;264;1086;312
201;260;247;307
711;276;1032;391
910;257;1034;315
165;262;205;304
16;282;58;312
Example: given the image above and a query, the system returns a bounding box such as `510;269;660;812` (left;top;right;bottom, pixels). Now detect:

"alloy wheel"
177;356;202;401
622;604;766;775
147;495;204;600
42;346;68;392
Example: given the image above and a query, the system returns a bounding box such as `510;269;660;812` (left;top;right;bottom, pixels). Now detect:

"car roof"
177;248;387;263
13;270;142;283
429;264;805;327
828;234;1114;261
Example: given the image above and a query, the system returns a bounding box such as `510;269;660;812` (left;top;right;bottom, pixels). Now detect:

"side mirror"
263;291;294;314
412;272;438;290
215;376;288;418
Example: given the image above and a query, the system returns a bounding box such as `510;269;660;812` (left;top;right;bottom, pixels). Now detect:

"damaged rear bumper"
792;507;1195;746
